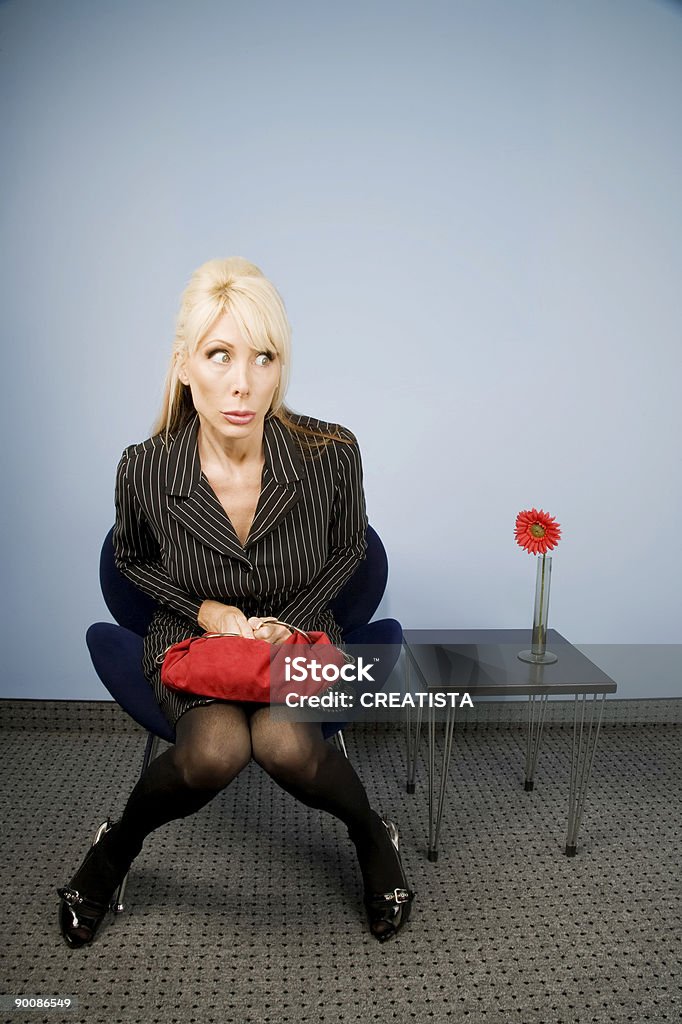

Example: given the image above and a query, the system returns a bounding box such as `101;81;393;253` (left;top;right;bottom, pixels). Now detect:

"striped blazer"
112;411;368;721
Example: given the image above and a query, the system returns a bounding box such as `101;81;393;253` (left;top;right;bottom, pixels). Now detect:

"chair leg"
114;727;345;912
112;731;162;914
93;819;111;844
332;729;349;759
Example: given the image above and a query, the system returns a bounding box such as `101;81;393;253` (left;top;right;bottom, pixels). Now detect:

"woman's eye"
255;352;273;366
209;351;229;364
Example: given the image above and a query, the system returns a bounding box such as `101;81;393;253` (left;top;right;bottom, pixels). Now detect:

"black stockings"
71;703;403;903
248;708;403;894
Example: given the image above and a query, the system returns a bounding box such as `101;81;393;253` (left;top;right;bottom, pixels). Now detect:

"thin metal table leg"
427;701;456;862
408;703;423;795
566;692;606;856
404;650;422;794
525;693;548;791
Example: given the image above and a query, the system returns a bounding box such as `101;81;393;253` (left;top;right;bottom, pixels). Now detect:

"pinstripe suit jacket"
113;412;368;714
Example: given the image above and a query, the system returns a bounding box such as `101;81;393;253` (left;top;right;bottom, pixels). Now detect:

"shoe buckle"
60;887;82;906
387;888;410;904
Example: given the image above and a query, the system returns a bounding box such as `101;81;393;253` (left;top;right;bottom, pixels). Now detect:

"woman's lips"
221;411;255;425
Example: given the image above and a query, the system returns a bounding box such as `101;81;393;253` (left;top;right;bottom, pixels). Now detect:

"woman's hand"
247;617;293;644
197;603;292;643
198;600;257;638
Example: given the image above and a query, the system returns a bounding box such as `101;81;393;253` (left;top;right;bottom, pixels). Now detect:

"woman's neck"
197;419;265;474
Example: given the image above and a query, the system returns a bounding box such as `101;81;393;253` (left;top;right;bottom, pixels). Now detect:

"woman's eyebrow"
201;337;235;347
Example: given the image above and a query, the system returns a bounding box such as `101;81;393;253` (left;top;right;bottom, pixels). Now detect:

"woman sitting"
58;257;414;947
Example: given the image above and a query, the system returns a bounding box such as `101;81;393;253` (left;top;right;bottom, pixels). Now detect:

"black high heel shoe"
363;819;415;943
57;820;125;949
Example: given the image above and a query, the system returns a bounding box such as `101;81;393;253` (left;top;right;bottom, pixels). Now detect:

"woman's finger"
223;613;255;638
240;618;256;638
257;619;289;640
257;624;278;641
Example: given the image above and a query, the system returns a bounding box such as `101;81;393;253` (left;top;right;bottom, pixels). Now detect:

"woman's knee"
172;703;252;789
173;737;251;790
252;730;324;784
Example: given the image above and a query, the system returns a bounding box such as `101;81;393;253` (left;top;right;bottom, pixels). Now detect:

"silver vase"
518;553;558;664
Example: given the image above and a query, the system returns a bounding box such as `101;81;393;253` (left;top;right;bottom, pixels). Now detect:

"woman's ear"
175;351;190;386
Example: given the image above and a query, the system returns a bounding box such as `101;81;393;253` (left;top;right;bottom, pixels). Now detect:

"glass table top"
402;629;617;695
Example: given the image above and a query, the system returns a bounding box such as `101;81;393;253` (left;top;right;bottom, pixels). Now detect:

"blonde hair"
153;257;288;436
153;257;351;454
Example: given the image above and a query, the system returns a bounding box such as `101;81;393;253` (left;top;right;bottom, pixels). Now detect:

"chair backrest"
100;524;388;639
99;527;159;636
328;525;388;633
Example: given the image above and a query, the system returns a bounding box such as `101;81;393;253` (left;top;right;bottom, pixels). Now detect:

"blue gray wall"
2;0;680;700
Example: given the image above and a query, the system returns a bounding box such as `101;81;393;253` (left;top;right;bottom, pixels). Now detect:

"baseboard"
1;696;680;732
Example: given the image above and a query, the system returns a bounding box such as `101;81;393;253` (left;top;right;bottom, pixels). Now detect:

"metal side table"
402;629;617;860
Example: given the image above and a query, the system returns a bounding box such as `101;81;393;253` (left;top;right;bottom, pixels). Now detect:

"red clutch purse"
159;619;349;703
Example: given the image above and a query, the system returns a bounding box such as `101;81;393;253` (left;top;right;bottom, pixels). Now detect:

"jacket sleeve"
276;436;368;631
112;452;203;622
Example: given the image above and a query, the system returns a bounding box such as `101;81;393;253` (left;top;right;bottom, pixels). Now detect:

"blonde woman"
58;258;414;947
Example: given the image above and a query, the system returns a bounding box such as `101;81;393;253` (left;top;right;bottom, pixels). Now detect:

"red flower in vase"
515;508;561;554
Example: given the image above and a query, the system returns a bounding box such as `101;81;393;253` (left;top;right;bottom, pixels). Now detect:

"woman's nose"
230;361;251;394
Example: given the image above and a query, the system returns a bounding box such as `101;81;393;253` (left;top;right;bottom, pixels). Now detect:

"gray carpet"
1;701;680;1024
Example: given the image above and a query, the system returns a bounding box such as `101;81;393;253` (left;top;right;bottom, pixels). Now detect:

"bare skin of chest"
203;466;264;547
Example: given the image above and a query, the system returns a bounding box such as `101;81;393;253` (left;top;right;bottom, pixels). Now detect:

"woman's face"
177;310;281;443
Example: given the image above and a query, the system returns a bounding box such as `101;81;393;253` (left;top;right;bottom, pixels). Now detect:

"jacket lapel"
165;416;248;562
246;416;305;546
164;414;305;563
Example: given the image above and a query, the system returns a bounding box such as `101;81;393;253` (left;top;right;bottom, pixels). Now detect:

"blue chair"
86;524;402;910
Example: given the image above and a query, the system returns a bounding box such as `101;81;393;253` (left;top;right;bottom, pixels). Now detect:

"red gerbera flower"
515;508;561;555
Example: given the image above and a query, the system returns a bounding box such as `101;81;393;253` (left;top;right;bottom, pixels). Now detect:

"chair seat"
86;617;403;744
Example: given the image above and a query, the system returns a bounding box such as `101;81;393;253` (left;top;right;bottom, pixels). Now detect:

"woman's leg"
113;701;253;857
59;703;252;939
249;709;412;937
